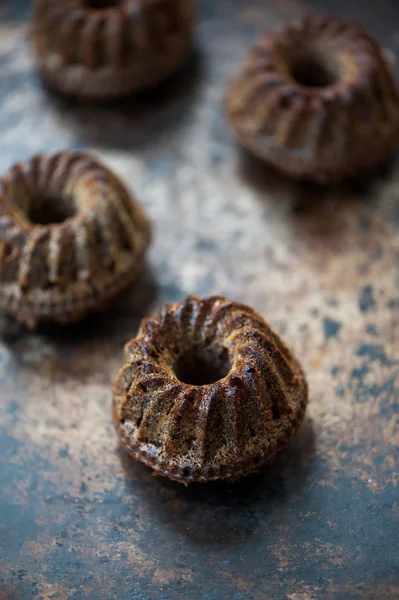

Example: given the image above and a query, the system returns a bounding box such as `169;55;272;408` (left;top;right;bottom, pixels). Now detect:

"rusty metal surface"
0;0;398;598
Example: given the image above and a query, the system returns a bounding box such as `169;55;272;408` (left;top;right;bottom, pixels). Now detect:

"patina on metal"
0;1;398;599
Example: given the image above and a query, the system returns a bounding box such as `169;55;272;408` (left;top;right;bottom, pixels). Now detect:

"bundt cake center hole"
290;53;338;88
84;0;121;8
28;195;77;225
175;346;231;386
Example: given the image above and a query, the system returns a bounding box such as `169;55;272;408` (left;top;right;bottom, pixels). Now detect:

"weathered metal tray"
0;1;398;598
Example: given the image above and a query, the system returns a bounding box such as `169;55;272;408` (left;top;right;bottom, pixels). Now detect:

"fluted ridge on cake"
113;295;308;483
227;15;399;182
32;0;196;98
0;151;151;324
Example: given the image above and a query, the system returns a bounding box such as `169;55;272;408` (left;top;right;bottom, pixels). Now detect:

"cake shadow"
120;417;316;545
237;147;396;231
0;265;159;352
42;49;205;152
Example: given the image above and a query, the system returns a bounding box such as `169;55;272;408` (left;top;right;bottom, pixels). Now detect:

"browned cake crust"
226;15;399;183
32;0;195;100
0;151;151;326
113;295;308;484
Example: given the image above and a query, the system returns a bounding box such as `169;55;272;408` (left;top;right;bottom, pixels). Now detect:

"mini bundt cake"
32;0;195;100
226;15;399;182
113;295;308;484
0;151;151;326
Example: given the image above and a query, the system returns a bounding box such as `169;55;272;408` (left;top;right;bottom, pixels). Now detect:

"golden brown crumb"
0;151;151;326
32;0;196;100
113;295;308;484
226;15;399;183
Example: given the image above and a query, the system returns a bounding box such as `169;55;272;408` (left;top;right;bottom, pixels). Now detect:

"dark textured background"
0;1;398;599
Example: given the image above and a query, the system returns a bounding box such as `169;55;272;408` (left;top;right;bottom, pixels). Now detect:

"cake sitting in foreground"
113;295;308;484
226;15;399;183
